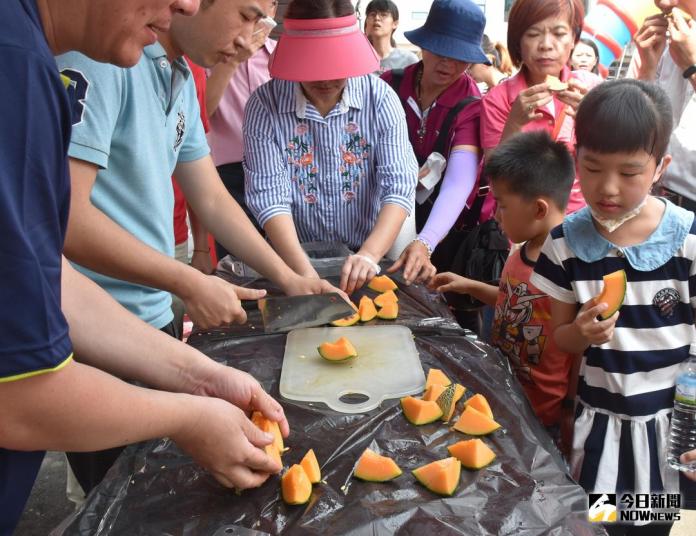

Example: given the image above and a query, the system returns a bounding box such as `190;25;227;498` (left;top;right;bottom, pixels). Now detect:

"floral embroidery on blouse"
286;122;318;205
339;121;370;203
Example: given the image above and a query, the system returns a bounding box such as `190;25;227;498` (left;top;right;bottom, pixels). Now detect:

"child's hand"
573;299;619;346
428;272;471;294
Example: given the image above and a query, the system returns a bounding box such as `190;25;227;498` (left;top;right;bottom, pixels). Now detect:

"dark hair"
286;0;354;19
507;0;584;67
485;130;576;210
572;37;600;74
480;34;513;76
575;79;673;161
365;0;399;48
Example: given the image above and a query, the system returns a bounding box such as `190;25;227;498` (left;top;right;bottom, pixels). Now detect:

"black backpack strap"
432;96;480;156
388;68;405;94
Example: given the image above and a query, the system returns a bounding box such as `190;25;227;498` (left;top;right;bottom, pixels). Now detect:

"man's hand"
668;9;696;71
633;14;669;80
572;300;619;346
172;397;281;489
181;274;266;328
192;363;289;438
387;241;436;285
428;272;473;294
281;273;349;303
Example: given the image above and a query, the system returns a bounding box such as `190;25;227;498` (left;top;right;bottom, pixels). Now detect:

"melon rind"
412;457;461;496
354;448;402;482
317;336;358;362
594;269;627;320
330;311;360;327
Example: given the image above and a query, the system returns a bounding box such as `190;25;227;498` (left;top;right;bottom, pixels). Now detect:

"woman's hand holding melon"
508;84;553;128
573;299;619;346
555;78;589;118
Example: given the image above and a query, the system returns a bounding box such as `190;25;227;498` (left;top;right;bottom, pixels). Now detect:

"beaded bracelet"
412;237;433;258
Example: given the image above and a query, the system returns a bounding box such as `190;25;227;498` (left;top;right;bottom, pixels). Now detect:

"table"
53;264;605;535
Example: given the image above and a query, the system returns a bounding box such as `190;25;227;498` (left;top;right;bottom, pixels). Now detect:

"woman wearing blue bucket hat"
381;0;488;291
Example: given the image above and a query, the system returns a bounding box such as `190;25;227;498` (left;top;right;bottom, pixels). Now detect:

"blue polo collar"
563;199;694;271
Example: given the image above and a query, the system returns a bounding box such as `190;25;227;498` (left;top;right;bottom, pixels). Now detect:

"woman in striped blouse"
243;0;418;294
532;80;696;533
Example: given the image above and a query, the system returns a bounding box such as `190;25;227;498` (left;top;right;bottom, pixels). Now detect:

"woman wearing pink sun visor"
243;0;418;295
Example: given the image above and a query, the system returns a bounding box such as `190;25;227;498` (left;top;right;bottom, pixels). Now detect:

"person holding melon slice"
532;79;696;531
429;131;579;457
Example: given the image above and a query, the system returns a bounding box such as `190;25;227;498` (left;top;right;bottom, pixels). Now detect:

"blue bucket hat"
404;0;490;65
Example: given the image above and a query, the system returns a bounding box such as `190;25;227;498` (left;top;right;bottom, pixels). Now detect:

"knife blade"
258;293;355;334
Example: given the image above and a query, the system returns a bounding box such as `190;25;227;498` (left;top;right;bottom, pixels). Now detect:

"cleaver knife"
257;293;355;334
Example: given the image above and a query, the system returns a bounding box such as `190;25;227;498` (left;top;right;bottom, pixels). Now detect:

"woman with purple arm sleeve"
381;0;487;285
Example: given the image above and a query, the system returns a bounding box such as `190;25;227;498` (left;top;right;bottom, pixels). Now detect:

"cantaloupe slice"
545;74;568;91
368;275;398;293
376;301;398;319
373;289;398;308
251;411;284;454
401;396;443;425
412;457;461;496
317;336;358;361
464;394;493;419
300;449;321;484
594;269;627;320
354;448;402;481
425;369;452;390
281;464;312;505
358;295;378;322
266;443;282;466
453;406;501;435
448;438;496;469
330;311;360;327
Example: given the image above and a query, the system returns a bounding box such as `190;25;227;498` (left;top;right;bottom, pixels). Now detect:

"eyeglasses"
366;11;393;20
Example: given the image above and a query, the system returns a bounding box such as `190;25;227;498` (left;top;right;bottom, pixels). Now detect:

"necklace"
415;67;436;143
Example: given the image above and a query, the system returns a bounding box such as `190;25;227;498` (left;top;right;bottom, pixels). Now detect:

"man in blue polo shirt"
1;1;290;532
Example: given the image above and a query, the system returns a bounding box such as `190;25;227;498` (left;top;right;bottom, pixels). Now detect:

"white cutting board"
280;325;425;413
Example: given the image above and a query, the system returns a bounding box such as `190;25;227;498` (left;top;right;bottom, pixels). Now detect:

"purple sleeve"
418;150;479;250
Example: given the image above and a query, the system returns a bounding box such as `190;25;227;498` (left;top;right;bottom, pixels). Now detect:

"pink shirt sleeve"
480;82;512;150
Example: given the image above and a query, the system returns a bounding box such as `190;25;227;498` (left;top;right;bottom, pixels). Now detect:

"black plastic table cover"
53;268;605;536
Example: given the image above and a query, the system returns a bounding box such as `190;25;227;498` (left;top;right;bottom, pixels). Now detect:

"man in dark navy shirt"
0;1;288;532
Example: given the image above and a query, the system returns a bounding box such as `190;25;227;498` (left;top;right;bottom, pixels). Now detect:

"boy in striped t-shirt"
431;130;578;455
531;79;696;533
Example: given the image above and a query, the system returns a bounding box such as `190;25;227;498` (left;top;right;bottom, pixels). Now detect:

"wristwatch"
682;64;696;79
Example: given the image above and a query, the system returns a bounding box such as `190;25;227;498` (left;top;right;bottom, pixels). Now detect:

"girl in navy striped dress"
531;79;696;534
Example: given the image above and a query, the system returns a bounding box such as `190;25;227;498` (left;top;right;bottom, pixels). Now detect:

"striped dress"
530;200;696;498
242;75;417;251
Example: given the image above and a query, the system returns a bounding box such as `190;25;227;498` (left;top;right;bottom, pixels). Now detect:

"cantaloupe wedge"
281;464;312;505
354;448;402;481
376;300;398;319
251;411;284;454
464;394;493;419
423;383;465;404
373;289;398;308
594;269;626;320
448;438;496;469
453;406;501;436
368;275;398;293
545;74;568;91
425;369;451;390
401;396;443;425
300;449;321;484
412;457;461;496
331;311;360;327
317;336;358;362
358;296;378;322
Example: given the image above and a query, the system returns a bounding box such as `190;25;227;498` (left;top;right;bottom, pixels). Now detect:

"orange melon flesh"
281;464;312;505
423;383;447;402
401;396;443;425
331;311;360;327
376;300;398;319
354;448;402;481
453;406;501;435
412;457;461;496
368;275;398;293
464;394;493;419
373;289;398;308
448;438;496;469
594;269;627;320
266;443;282;467
317;336;358;361
425;369;452;390
251;411;284;453
300;449;321;484
358;295;378;322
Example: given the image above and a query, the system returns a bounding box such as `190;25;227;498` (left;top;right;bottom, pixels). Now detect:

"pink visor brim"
269;15;380;82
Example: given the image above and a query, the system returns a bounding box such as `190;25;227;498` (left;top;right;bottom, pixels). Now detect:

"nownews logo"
588;493;681;523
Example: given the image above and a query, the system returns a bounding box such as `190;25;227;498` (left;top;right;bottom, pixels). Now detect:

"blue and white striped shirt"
243;75;417;251
531;200;696;498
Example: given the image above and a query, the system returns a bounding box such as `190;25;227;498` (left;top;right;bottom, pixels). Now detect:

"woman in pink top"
481;0;601;214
